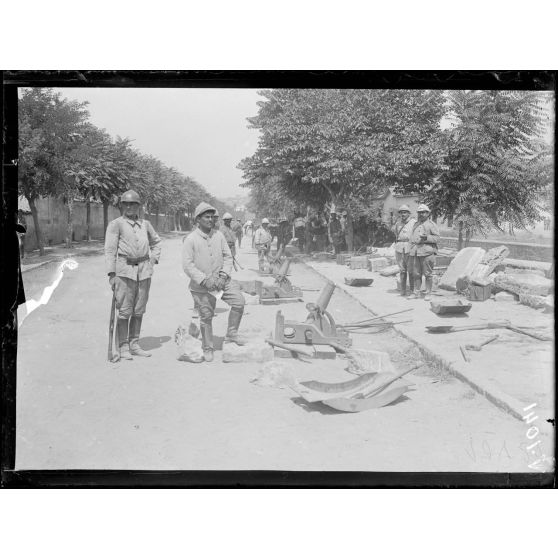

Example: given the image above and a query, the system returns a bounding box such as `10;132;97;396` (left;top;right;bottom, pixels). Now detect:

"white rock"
250;361;297;389
221;342;274;363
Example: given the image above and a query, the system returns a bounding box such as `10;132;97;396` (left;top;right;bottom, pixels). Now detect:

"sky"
55;88;263;200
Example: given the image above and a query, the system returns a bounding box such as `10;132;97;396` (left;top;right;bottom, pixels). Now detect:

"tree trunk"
447;214;454;228
85;191;91;242
28;196;45;256
65;195;74;249
464;227;472;247
457;221;464;251
154;208;159;230
103;200;110;240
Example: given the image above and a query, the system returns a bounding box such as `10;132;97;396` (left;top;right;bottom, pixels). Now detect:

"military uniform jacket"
408;219;439;256
254;227;272;247
182;228;233;292
392;218;417;254
220;224;237;246
105;216;162;281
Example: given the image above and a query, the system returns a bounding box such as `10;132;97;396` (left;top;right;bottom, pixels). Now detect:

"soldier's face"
198;212;215;232
417;211;428;222
399;211;410;222
224;219;232;227
122;202;140;218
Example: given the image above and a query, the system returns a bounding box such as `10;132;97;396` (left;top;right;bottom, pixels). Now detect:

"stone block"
518;292;547;309
494;272;553;296
470;245;510;283
349;256;369;269
494;291;518;303
221;341;274;363
439;247;486;291
243;293;260;305
369;257;389;271
379;264;400;276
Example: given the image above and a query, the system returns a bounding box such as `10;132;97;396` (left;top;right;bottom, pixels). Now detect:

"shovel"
425;321;509;334
426;320;551;341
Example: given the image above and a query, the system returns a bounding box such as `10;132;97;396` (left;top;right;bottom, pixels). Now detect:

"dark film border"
1;70;556;488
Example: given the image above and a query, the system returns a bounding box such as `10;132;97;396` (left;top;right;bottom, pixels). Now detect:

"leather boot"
424;276;433;301
117;318;133;360
408;274;415;294
129;315;151;357
200;321;214;362
399;272;407;296
225;307;245;345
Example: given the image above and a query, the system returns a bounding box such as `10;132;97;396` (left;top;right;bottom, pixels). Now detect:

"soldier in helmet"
220;212;237;257
104;190;162;360
254;218;272;271
182;202;245;362
408;204;439;301
211;210;220;230
391;204;416;296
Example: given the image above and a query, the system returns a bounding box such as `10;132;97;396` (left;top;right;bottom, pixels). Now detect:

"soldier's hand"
203;276;217;291
108;273;116;291
150;257;158;266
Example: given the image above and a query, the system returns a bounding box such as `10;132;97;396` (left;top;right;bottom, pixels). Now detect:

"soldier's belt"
118;254;149;265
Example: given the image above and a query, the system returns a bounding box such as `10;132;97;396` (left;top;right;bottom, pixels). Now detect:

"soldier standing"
231;218;243;247
105;190;162;359
182;202;245;362
276;216;291;252
212;210;220;230
220;212;238;257
328;210;344;255
408;204;439;301
254;218;273;271
391;204;416;296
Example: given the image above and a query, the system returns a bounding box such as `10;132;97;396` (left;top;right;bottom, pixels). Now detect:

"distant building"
369;187;420;225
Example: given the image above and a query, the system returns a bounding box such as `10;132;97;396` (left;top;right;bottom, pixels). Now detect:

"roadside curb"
304;260;532;422
21;260;54;274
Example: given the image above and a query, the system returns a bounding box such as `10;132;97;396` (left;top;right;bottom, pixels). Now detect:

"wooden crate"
467;284;492;301
349;256;369;270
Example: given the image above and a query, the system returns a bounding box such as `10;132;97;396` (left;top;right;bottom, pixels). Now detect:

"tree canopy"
240;88;553;241
239;88;446;218
18;88;232;253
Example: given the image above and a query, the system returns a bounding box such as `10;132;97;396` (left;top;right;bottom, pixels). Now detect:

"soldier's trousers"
190;283;245;324
395;251;411;274
114;276;151;319
410;254;436;291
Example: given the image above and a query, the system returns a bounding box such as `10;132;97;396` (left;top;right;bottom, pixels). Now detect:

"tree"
18;89;89;253
424;90;553;248
239;89;446;231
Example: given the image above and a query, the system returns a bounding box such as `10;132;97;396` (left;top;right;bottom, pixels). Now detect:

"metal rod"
340;308;413;327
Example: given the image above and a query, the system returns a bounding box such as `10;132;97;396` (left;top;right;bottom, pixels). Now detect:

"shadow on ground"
140;335;171;350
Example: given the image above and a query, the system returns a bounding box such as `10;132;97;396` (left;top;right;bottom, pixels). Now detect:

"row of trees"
239;89;553;247
19;88;230;255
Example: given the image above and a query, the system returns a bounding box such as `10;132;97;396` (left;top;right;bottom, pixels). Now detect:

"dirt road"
16;235;550;472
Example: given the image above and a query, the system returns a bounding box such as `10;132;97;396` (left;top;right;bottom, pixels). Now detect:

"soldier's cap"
398;204;411;213
194;202;217;220
223;212;233;220
261;218;270;224
417;203;430;213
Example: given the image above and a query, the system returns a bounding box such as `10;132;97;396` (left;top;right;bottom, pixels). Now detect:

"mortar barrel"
316;281;336;312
